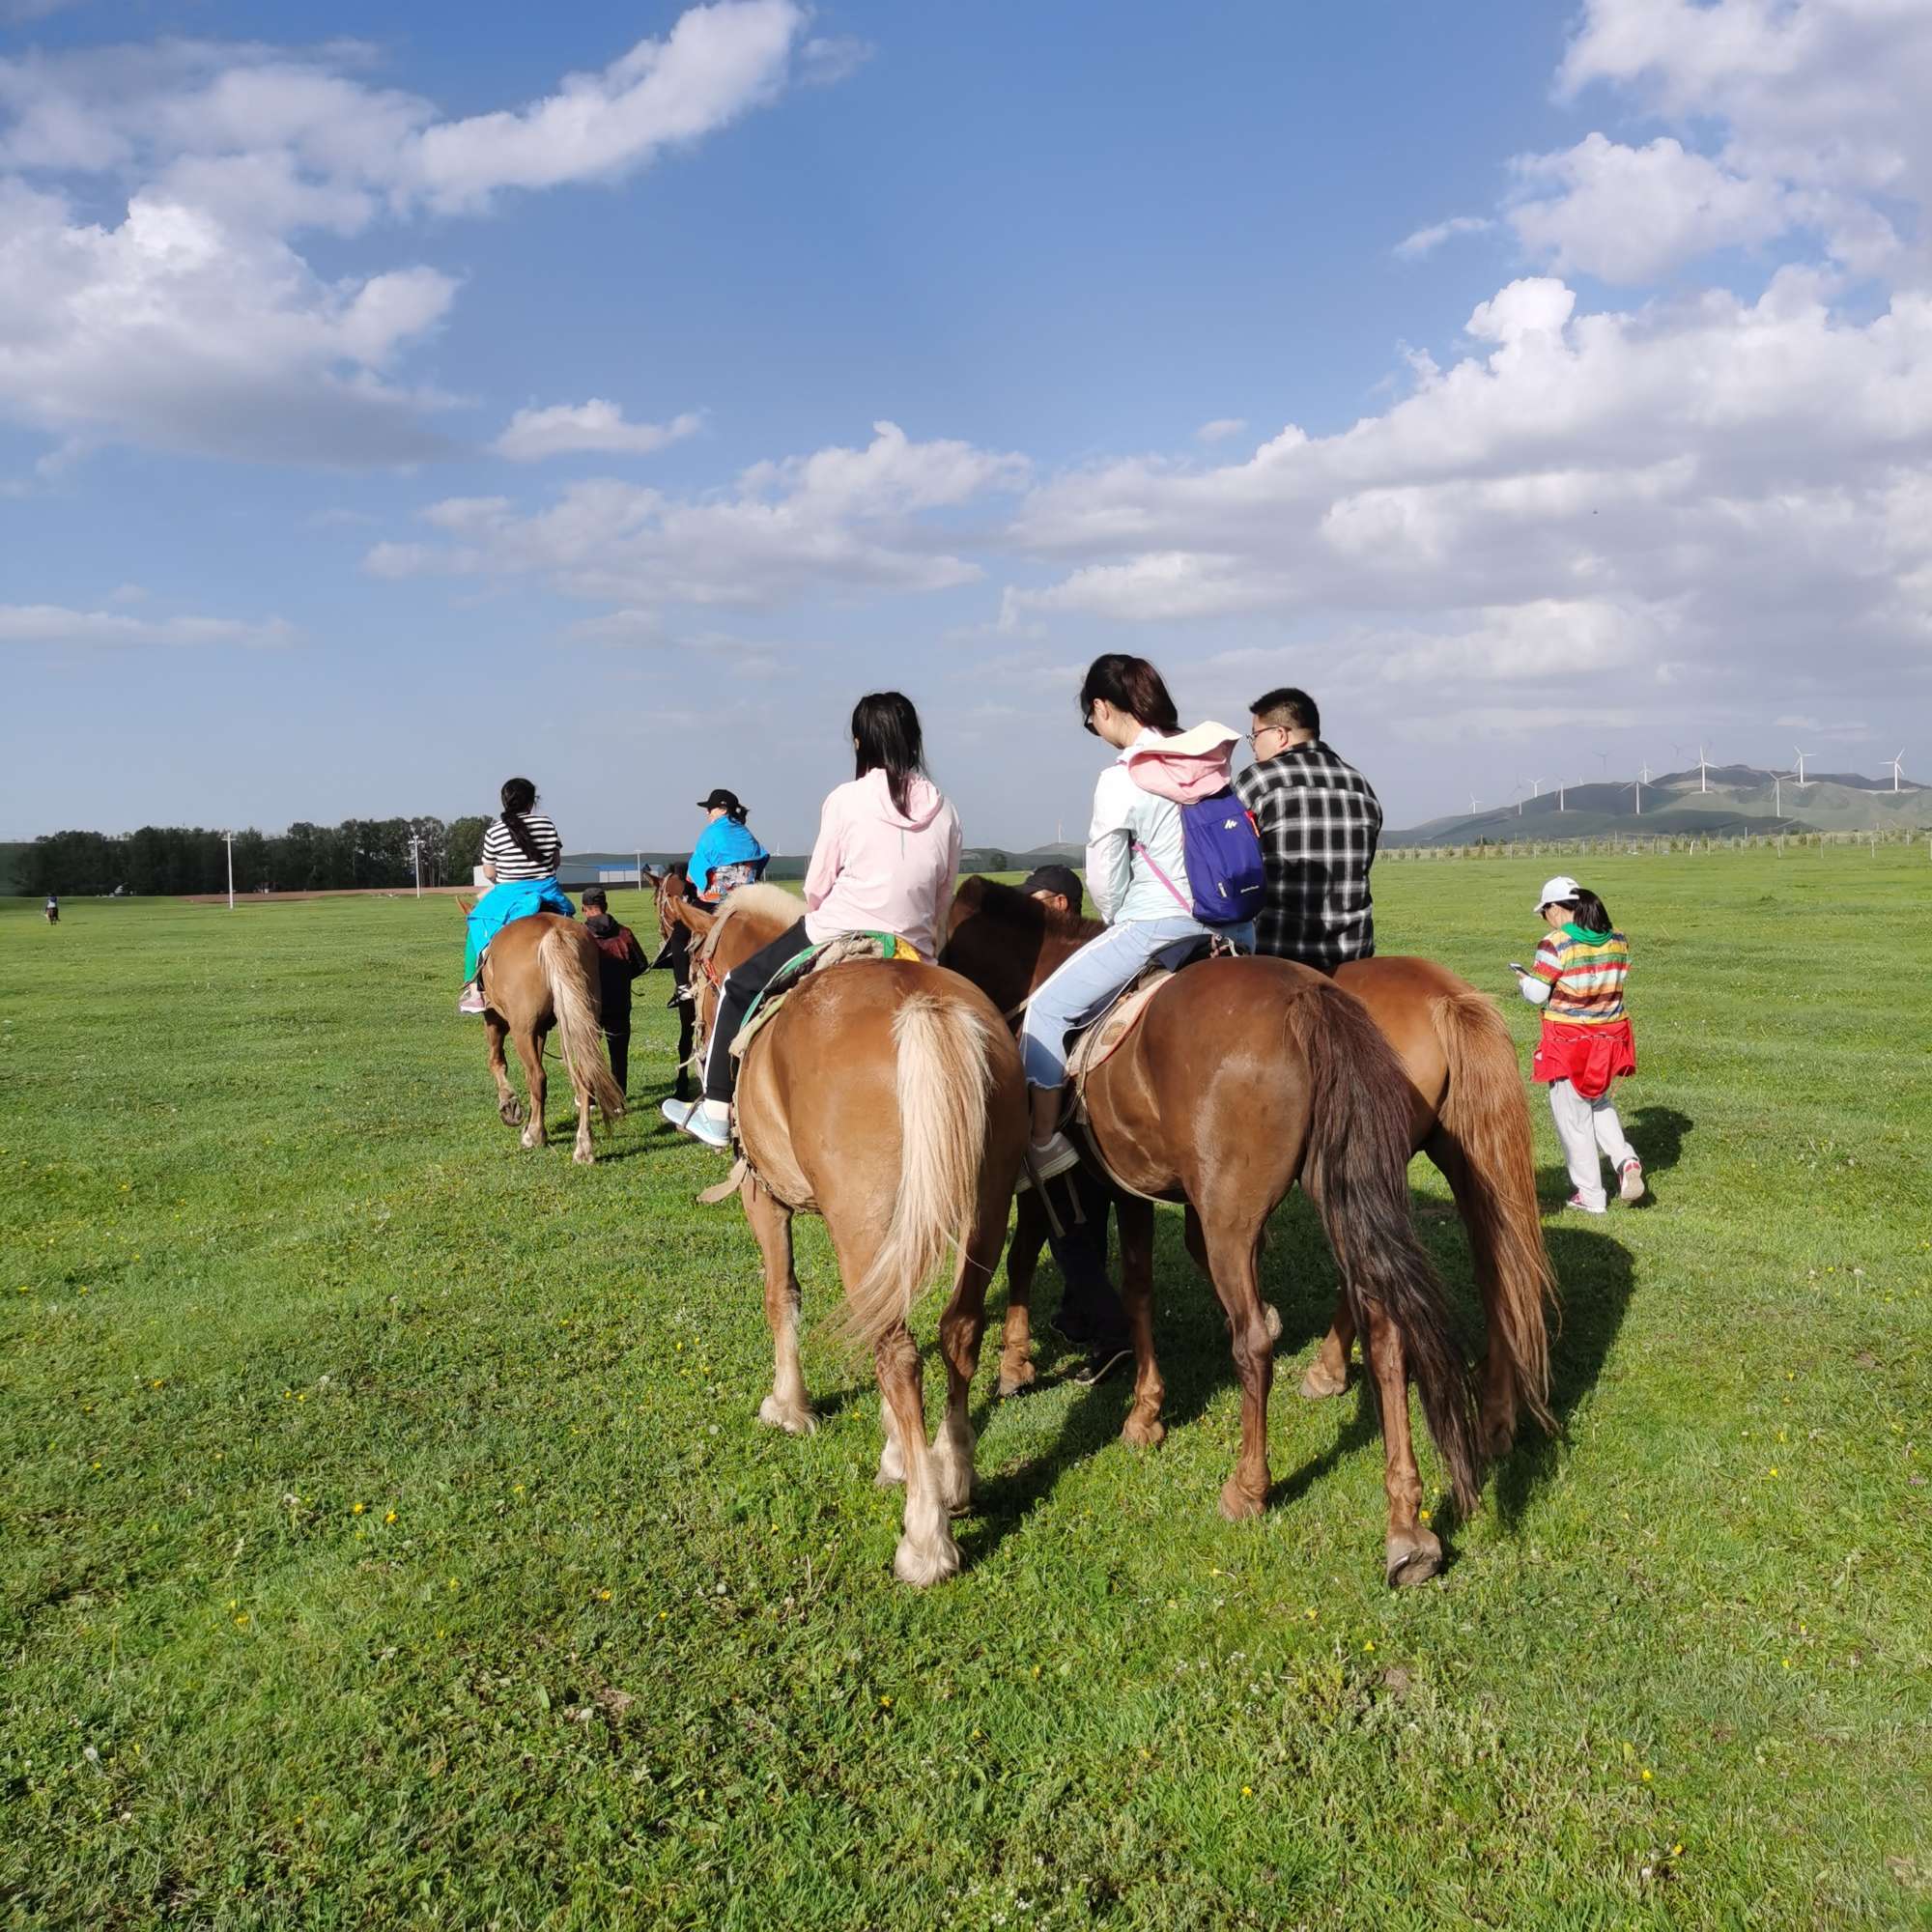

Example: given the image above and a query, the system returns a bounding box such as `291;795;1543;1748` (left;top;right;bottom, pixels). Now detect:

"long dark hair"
1556;887;1613;934
498;776;542;864
852;692;926;817
1079;654;1180;734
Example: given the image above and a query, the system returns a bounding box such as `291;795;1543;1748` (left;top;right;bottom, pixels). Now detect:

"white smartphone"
1508;961;1528;976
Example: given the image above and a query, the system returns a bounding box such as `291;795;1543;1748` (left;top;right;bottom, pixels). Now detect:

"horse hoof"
572;1146;595;1166
1385;1525;1444;1588
1480;1415;1516;1460
1299;1361;1348;1401
499;1102;524;1127
893;1534;962;1586
1263;1302;1284;1344
996;1360;1037;1398
1121;1412;1165;1449
520;1132;543;1152
1218;1479;1264;1522
758;1395;817;1436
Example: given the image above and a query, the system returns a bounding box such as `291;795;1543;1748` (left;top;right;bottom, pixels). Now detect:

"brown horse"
942;879;1483;1585
986;947;1556;1461
660;884;1028;1584
466;909;626;1163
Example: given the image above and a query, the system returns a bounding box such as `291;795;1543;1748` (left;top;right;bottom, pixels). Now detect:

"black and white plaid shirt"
1233;741;1381;968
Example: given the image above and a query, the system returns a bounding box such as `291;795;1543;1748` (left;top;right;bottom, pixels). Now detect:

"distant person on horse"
1235;685;1382;970
580;887;648;1093
44;893;59;924
661;692;962;1150
689;788;771;903
457;777;572;1015
1019;654;1261;1183
1517;877;1644;1211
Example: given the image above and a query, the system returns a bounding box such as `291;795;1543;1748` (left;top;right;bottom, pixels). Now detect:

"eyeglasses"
1246;725;1286;751
1083;699;1100;737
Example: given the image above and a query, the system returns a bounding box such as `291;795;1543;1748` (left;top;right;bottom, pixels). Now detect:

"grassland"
2;848;1928;1929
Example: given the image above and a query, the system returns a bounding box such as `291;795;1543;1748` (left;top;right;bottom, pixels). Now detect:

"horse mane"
698;882;801;967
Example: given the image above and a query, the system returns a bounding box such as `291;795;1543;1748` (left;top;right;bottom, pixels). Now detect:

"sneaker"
1025;1131;1083;1184
1618;1158;1646;1204
1565;1191;1607;1215
662;1097;732;1150
456;981;487;1015
1071;1345;1131;1388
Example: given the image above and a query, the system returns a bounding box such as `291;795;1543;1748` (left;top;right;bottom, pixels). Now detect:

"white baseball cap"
1536;875;1581;910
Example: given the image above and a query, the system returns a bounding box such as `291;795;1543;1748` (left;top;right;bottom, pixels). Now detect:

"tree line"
17;817;493;897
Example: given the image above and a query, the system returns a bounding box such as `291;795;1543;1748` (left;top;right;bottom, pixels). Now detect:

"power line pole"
224;831;235;911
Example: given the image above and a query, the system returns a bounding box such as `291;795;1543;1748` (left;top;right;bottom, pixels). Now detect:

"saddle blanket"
729;929;923;1062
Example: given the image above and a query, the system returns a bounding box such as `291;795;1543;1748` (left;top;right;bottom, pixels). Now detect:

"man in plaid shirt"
1233;686;1381;969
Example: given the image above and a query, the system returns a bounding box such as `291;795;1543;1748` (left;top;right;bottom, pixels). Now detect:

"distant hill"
1384;764;1929;847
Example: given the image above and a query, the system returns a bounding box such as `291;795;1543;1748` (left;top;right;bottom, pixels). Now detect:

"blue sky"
3;0;1928;849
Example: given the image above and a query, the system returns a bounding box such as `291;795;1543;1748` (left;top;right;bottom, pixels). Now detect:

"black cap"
696;787;744;814
1018;864;1083;912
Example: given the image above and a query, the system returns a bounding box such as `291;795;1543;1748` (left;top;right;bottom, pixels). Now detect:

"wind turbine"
1593;750;1610;780
1555;778;1568;811
1624;773;1644;816
1772;769;1794;820
1696;743;1712;794
1887;749;1906;792
1525;775;1546;799
1468;792;1484;816
1792;745;1813;786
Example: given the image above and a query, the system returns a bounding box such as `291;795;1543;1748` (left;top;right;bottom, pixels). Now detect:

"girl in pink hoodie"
663;692;963;1150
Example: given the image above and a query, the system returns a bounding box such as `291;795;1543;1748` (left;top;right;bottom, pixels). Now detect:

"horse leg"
1301;1294;1355;1401
486;1013;522;1127
745;1179;815;1435
1117;1195;1167;1447
570;1045;597;1166
931;1194;1008;1512
1190;1205;1283;1348
1427;1126;1517;1458
1197;1208;1275;1521
875;1320;960;1585
1362;1301;1445;1586
997;1185;1047;1396
514;1029;547;1151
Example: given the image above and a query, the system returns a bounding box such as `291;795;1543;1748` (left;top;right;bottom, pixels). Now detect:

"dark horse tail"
1431;990;1557;1435
1287;980;1484;1515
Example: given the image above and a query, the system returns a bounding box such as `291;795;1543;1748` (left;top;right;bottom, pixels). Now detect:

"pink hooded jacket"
1122;723;1243;802
803;768;962;961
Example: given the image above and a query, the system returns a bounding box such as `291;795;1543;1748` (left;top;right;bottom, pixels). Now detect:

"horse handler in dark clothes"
580;888;648;1094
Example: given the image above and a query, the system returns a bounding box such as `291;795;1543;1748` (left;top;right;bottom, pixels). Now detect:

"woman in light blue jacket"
1019;654;1255;1180
687;786;770;901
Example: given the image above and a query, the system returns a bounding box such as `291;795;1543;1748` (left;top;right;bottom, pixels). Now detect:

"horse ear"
952;875;987;912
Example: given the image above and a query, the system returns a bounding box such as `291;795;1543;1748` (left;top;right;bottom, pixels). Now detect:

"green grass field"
3;851;1928;1929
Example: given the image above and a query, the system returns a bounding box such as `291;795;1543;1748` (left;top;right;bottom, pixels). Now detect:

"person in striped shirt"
458;777;573;1014
1515;876;1644;1211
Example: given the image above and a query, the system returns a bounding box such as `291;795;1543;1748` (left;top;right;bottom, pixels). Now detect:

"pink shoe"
456;981;487;1015
1618;1158;1645;1204
1566;1191;1606;1215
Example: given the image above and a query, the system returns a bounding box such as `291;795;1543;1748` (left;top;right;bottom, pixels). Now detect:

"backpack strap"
1131;839;1193;917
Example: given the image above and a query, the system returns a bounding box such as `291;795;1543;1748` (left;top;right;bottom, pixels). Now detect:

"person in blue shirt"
688;788;770;902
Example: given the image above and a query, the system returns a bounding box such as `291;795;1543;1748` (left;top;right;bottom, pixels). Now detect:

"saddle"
729;930;922;1063
694;929;922;1211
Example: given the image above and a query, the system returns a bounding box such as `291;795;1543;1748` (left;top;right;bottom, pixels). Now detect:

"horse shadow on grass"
953;1181;1636;1564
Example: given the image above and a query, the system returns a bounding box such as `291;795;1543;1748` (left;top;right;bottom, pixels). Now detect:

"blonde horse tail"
842;991;996;1351
539;924;627;1124
1431;990;1557;1435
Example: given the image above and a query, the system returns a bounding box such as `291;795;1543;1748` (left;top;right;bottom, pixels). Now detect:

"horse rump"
537;923;627;1124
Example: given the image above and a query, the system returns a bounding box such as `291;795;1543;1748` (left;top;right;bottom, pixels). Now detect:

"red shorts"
1532;1017;1635;1102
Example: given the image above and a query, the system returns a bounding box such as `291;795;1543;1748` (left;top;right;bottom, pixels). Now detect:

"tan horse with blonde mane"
461;907;626;1163
942;878;1484;1585
657;881;1027;1584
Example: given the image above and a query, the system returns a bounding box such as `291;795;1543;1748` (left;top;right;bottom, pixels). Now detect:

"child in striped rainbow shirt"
1515;876;1645;1213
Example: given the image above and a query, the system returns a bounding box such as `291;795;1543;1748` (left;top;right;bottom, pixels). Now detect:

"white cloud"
368;421;1031;608
0;603;295;646
494;402;703;462
0;4;819;465
1508;134;1791;281
1500;0;1932;283
402;0;802;214
1195;417;1248;443
1394;214;1494;260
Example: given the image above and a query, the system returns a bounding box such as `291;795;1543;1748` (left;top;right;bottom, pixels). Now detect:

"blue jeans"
1019;916;1254;1090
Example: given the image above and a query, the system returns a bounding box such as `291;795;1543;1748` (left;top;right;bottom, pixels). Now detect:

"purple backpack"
1136;790;1265;925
